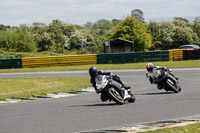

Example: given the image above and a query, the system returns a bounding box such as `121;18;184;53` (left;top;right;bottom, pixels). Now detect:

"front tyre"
166;79;180;93
107;88;124;105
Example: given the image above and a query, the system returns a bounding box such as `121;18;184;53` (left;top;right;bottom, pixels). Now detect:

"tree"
0;24;11;31
193;17;200;43
84;22;93;28
174;17;189;22
0;31;36;52
147;19;200;50
131;9;144;22
111;19;122;26
109;16;152;51
159;21;176;49
172;19;199;47
82;19;114;53
93;19;114;36
31;22;46;32
148;21;162;47
33;19;87;53
93;19;113;30
173;19;193;29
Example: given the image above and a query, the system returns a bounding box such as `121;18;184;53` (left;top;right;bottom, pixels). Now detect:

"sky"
0;0;200;27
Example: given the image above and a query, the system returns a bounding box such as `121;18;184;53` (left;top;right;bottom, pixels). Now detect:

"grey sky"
0;0;200;26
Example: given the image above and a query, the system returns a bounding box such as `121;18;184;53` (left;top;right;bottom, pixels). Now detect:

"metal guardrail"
97;51;169;64
183;49;200;60
169;49;183;61
0;58;22;69
0;49;198;69
22;54;97;68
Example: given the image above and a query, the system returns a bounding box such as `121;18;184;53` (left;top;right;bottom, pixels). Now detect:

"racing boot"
127;89;133;96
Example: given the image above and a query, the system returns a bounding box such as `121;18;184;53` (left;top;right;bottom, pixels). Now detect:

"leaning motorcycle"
95;75;136;105
152;69;181;93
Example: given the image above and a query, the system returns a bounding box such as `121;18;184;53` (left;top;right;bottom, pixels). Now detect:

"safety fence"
183;49;200;60
0;49;199;69
22;54;97;68
0;58;22;69
169;49;183;61
97;51;169;64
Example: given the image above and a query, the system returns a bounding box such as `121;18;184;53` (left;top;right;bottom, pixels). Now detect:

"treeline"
148;17;200;49
0;16;200;58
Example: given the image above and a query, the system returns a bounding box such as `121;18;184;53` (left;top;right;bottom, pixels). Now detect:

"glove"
93;84;100;94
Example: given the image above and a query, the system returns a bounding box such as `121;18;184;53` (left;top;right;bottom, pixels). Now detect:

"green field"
139;122;200;133
0;77;90;100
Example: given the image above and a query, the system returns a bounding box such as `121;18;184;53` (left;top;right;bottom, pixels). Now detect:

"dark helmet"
146;63;153;72
89;66;98;77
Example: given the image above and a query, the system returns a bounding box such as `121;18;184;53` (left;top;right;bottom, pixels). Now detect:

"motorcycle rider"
146;63;178;89
89;66;130;102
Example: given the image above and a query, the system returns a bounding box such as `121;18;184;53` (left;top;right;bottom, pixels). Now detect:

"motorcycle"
152;69;181;93
95;75;136;105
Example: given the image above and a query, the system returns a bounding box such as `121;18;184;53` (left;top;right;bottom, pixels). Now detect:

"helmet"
146;63;153;72
89;66;98;77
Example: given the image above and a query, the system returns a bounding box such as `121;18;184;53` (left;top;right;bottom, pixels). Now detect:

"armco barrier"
183;49;200;60
169;49;183;61
0;49;196;69
97;51;169;64
0;58;22;69
22;54;97;68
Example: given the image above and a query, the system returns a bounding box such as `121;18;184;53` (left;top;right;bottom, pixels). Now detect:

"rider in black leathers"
89;66;130;102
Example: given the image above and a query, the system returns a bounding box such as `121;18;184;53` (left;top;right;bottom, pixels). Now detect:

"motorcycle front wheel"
107;88;124;105
166;78;180;93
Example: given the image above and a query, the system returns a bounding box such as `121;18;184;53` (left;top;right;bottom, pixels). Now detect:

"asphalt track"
0;68;200;133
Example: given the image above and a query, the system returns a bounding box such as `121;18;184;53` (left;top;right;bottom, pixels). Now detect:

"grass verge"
0;60;200;73
0;77;91;100
138;122;200;133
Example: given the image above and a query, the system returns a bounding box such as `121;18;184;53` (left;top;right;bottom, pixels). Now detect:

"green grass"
0;77;91;100
138;122;200;133
0;60;200;73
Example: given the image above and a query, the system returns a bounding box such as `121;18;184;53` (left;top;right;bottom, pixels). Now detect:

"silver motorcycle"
95;75;136;105
152;69;181;93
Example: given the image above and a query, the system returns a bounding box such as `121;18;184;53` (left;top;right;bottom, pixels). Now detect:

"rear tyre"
107;88;124;105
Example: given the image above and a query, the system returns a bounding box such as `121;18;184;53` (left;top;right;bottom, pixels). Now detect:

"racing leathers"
90;71;130;102
146;66;177;89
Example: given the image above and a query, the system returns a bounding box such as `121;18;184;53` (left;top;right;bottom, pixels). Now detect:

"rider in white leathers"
146;63;177;89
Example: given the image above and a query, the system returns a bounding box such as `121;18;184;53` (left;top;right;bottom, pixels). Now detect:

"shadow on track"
135;91;175;95
67;103;118;108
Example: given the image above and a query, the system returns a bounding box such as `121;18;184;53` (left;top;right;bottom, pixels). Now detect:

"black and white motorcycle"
149;68;181;93
95;75;136;105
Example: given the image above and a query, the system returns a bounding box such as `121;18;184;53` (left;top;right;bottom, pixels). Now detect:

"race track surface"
0;68;200;133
